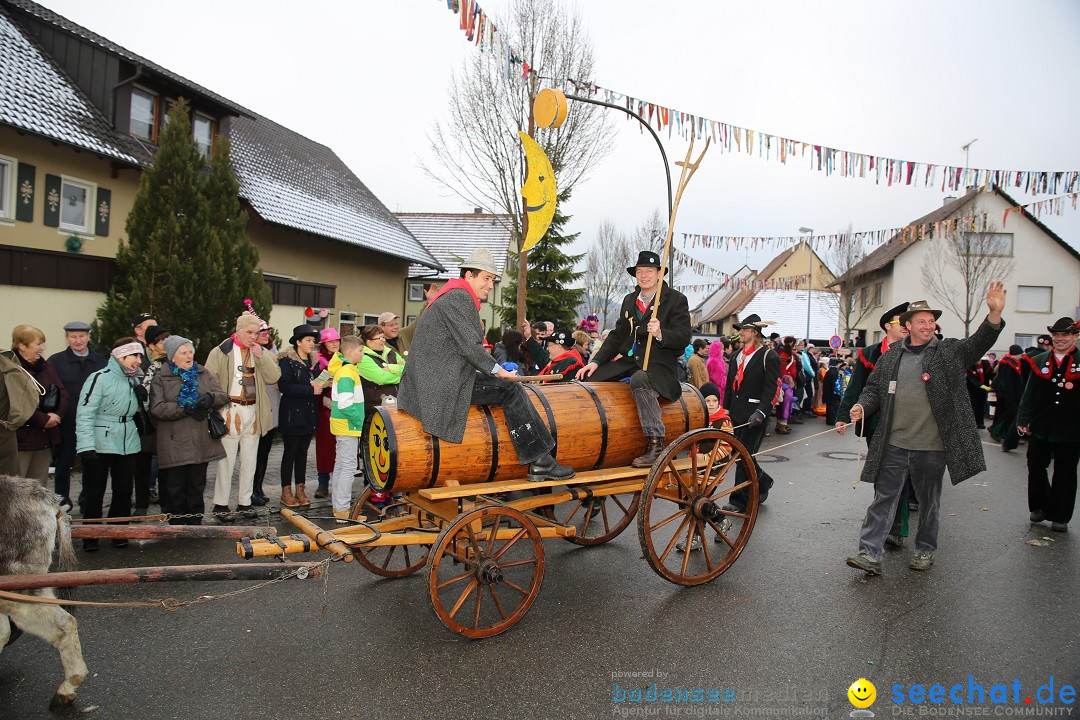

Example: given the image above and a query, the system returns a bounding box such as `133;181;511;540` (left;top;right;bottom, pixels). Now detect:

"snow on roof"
738;289;839;340
396;212;513;279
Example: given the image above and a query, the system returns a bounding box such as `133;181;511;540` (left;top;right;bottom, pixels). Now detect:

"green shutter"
15;163;34;222
94;187;111;236
43;173;61;227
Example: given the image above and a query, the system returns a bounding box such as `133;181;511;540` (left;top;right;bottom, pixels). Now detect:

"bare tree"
423;0;613;326
629;208;682;287
582;218;632;330
823;224;877;342
922;223;1015;337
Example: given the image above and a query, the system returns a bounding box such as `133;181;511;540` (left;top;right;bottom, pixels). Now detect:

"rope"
751;424;846;456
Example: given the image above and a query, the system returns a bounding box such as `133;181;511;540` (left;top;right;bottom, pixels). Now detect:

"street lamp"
799;227;813;342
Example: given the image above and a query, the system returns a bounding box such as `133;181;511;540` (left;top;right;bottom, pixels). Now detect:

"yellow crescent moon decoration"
518;131;557;253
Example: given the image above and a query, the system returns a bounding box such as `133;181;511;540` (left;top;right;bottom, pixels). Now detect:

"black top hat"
546;329;575;348
732;314;772;333
626;250;662;277
290;324;319;344
899;300;942;325
1047;317;1080;334
879;302;910;330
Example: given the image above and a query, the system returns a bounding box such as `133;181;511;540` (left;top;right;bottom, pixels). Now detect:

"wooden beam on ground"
69;525;276;540
0;563;324;591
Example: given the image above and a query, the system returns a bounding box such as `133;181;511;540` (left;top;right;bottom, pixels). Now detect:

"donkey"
0;474;88;708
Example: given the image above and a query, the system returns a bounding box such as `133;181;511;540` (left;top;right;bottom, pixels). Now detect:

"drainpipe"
110;64;144;128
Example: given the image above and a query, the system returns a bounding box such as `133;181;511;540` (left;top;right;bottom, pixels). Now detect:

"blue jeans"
858;444;946;559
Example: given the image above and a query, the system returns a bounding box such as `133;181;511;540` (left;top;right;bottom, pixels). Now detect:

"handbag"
207;410;227;439
40;383;60;413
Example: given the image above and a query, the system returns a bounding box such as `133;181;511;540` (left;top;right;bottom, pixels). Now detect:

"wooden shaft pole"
69;525;276;540
279;508;354;562
0;563;324;591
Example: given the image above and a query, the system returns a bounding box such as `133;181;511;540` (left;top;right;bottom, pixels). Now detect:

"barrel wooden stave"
365;382;706;492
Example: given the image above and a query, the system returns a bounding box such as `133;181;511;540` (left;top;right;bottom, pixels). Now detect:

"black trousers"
471;374;553;464
280;433;313;487
254;427;277;483
1027;437;1080;524
81;453;134;522
160;463;208;524
729;421;773;509
967;385;988;427
53;421;78;499
133;451;153;509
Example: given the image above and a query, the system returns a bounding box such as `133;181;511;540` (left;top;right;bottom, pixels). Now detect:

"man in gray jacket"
846;282;1006;575
398;248;573;482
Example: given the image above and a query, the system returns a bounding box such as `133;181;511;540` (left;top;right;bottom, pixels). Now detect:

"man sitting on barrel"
576;250;692;468
398;248;574;482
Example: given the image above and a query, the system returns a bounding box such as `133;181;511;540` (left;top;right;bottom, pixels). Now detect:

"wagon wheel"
541;488;641;546
350;487;433;578
426;505;544;638
637;428;757;586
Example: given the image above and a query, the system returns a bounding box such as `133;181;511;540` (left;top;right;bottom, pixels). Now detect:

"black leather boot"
631;437;665;468
250;479;268;506
527;454;576;482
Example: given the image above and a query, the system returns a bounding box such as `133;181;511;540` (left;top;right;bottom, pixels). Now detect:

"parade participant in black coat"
577;250;693;468
1017;317;1080;532
966;357;994;429
837;302;909;438
47;321;106;510
723;314;781;511
990;344;1025;445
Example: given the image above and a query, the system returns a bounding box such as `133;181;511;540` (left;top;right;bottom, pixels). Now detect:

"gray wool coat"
855;317;1004;485
398;288;497;443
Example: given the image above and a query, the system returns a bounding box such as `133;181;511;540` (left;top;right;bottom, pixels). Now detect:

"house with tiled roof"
395;210;513;335
694;243;837;342
0;0;442;343
834;187;1080;350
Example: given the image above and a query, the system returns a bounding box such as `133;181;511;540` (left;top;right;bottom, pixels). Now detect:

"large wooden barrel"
364;381;707;492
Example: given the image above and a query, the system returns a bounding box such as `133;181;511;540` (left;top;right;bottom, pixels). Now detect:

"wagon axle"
476;558;503;585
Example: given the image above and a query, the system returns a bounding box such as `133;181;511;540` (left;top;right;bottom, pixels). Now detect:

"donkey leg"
3;599;88;708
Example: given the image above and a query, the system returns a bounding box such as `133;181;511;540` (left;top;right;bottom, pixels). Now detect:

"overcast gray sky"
36;0;1080;304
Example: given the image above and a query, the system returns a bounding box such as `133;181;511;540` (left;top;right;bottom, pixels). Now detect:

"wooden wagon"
237;381;759;638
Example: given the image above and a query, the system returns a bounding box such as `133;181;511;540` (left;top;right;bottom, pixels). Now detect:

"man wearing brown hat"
847;283;1006;575
399;248;574;482
1016;316;1080;532
576;250;693;467
205;311;282;521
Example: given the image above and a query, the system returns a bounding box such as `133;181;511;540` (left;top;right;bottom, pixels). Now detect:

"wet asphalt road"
2;420;1078;720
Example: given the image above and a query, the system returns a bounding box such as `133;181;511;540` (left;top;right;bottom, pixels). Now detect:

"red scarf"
428;278;481;311
880;338;890;354
230;333;249;349
732;345;759;390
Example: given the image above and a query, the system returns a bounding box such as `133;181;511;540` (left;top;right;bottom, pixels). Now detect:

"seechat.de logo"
848;678;877;718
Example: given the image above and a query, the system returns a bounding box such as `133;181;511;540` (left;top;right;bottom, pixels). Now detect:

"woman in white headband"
74;336;145;551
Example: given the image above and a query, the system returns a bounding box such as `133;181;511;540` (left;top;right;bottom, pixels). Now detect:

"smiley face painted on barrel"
367;412;391;488
847;678;876;709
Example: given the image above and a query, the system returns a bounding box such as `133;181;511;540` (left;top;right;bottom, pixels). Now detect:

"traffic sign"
829;335;843;349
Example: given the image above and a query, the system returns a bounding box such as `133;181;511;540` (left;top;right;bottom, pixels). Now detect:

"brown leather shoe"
280;486;300;508
631;437;665;468
295;484;311;506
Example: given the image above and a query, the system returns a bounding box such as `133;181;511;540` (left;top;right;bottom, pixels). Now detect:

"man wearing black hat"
837;302;909;439
1016;317;1080;532
522;322;585;380
846;284;1006;575
723;313;781;510
576;250;693;467
47;320;107;510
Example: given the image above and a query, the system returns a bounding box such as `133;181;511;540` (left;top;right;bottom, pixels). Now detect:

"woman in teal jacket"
75;337;145;550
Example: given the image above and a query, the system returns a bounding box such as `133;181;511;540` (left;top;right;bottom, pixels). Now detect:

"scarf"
15;351;44;374
732;345;760;390
230;333;250;350
428;278;481;311
170;362;201;409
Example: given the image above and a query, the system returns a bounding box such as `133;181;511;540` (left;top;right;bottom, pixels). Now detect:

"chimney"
473;207;483;214
943;196;957;206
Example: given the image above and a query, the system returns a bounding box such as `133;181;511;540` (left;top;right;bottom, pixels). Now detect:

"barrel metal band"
424;434;441;489
572;380;608;470
522;383;557;457
676;382;691;433
480;405;499;484
684;382;708;431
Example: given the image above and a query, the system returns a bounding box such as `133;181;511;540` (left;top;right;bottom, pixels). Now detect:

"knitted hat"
699;382;721;400
145;326;170;346
236;313;261;332
163;335;193;362
1008;344;1023;355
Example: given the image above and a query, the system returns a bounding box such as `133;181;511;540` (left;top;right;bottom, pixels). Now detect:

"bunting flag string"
437;1;1079;196
671;247;811;292
682;191;1080;252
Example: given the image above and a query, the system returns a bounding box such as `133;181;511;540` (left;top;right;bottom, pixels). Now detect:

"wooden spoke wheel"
637;428;758;586
350;487;433;578
426;505;544;638
541;488;641;546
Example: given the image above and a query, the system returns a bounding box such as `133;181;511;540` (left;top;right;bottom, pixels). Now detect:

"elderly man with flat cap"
576;250;693;467
1017;316;1080;532
47;320;107;510
399;247;574;482
846;283;1006;575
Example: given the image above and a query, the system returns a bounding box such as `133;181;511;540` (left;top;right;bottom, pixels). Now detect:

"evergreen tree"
498;191;585;330
94;99;271;358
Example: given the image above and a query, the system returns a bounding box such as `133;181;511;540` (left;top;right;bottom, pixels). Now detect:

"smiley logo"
848;678;876;709
367;412;391;488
